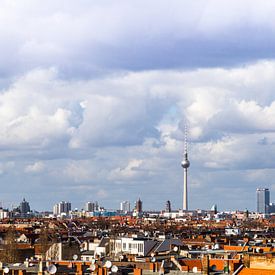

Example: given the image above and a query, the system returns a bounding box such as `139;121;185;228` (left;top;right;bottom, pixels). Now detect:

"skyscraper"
120;201;130;213
165;200;171;212
181;127;190;210
85;202;96;212
256;188;270;214
19;198;30;214
53;201;71;216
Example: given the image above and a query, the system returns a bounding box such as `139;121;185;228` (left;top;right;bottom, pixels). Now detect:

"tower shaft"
183;168;188;210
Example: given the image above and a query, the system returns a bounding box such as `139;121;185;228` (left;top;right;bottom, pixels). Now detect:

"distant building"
211;204;218;214
120;201;130;213
256;188;270;214
135;198;142;213
19;198;30;214
0;208;9;219
165;200;171;212
53;201;71;216
269;203;275;214
85;202;96;212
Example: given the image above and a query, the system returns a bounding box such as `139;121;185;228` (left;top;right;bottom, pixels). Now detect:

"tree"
39;226;50;261
0;226;19;263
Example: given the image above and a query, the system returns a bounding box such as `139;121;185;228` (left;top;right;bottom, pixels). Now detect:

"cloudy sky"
1;0;275;211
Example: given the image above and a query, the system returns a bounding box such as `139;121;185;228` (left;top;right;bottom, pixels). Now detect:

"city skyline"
2;189;275;214
0;1;275;211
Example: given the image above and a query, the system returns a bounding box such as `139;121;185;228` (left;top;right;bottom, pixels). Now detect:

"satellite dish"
151;257;156;262
211;265;217;271
90;264;96;271
192;267;198;273
91;258;96;264
73;254;78;261
111;265;118;273
48;265;57;274
3;267;9;274
173;246;178;252
105;260;112;269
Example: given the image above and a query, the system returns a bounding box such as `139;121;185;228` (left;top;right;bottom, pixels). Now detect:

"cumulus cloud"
109;159;144;181
2;52;275;210
25;161;45;173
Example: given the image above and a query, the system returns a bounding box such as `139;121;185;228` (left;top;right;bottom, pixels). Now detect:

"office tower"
53;204;59;216
85;202;96;212
181;127;190;210
256;188;270;214
120;201;130;212
53;201;71;215
165;200;171;212
135;198;142;213
19;198;30;214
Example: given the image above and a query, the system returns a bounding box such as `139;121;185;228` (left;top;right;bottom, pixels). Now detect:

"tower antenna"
184;125;188;155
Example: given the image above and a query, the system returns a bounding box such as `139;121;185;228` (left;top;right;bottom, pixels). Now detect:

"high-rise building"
165;200;171;212
181;127;190;211
95;201;99;211
211;204;218;214
19;198;30;214
85;202;96;212
120;201;130;213
135;198;142;213
53;201;71;216
256;188;270;214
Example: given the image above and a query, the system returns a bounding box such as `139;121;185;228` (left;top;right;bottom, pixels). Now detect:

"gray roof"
98;237;109;247
154;239;183;253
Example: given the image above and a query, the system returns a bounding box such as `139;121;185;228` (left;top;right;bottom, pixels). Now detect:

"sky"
1;0;275;211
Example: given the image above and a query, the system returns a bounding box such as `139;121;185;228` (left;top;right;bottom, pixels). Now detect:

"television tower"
181;126;190;210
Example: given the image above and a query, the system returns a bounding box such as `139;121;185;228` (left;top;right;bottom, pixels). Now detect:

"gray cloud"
1;1;275;79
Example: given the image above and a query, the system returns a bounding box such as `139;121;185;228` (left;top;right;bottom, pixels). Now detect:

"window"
138;243;144;253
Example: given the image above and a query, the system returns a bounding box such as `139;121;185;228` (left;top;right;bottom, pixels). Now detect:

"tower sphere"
181;159;190;168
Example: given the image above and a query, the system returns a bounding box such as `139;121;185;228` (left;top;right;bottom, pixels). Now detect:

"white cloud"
25;161;45;173
109;159;144;181
1;61;275;210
